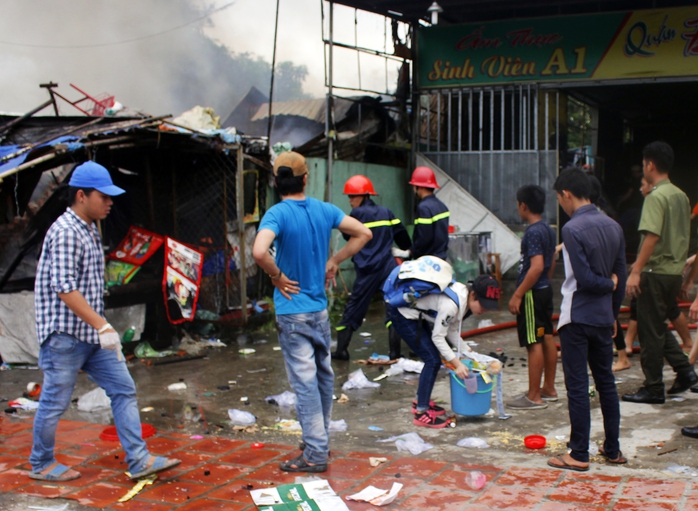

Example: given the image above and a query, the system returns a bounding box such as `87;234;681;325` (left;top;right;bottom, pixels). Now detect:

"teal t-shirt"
259;197;345;315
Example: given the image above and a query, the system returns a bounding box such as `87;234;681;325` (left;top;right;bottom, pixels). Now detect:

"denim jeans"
276;310;333;465
559;323;621;463
30;332;150;474
387;306;441;412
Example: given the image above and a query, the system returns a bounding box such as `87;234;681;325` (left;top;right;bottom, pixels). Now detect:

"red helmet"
409;166;439;189
343;175;377;195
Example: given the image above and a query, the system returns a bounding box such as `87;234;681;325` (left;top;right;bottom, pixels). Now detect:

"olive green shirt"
638;178;690;275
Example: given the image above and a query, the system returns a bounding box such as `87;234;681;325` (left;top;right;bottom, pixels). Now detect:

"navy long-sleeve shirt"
558;204;627;328
343;198;411;273
411;194;449;260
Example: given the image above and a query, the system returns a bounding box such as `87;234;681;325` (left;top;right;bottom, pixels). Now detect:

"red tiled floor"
0;454;25;472
379;457;448;479
613;501;678;511
539;504;606;511
89;451;130;470
161;450;214;471
145;437;193;454
189;437;246;454
205;478;265;504
56;425;103;443
430;468;493;492
175;497;248;510
256;442;296;452
475;486;546;510
322;476;360;495
452;461;503;473
244;463;302;485
177;462;251;485
58;466;120;487
64;482;131;508
111;500;174;511
340;473;423;497
564;471;623;483
58;439;121;458
0;419;34;435
325;457;382;479
5;432;34;447
548;480;618;506
138;480;211;504
401;488;473;511
495;467;562;488
0;469;31;492
15;482;73;498
217;446;285;465
622;478;686;501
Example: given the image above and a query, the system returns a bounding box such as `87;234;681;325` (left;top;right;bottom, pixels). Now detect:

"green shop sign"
416;7;698;88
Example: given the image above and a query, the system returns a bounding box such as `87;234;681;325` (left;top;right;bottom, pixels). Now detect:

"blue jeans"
387;306;441;412
276;310;334;465
30;332;150;474
559;323;621;463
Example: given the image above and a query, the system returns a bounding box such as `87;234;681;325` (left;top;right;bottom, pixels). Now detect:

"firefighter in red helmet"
391;166;450;261
333;175;411;361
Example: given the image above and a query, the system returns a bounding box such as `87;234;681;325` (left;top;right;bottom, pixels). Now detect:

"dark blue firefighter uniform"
338;198;411;331
411;194;449;260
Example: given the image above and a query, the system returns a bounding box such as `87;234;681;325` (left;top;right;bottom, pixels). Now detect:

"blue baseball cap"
69;161;125;196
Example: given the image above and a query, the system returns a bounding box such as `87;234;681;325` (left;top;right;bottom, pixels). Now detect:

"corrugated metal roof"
250;98;354;124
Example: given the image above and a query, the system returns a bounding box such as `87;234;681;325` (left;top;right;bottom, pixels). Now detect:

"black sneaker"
413;410;450;429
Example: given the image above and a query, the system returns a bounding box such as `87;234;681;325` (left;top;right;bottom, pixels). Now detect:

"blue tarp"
0;136;84;174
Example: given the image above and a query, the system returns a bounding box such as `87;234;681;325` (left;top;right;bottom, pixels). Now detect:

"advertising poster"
163;237;203;324
106;226;164;287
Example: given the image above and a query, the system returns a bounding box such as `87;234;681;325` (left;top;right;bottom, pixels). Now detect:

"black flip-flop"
280;454;327;473
547;455;589;472
599;447;628;464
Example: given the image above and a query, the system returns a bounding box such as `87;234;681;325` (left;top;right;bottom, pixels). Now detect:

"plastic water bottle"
122;326;136;343
465;470;487;490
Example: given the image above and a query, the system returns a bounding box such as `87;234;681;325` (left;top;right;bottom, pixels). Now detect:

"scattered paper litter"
383;358;425;376
346;482;403;506
377;432;434;455
8;397;40;411
118;474;157;502
337;393;349;403
329;419;348;432
369;457;388;467
342;368;380;390
359;332;372;337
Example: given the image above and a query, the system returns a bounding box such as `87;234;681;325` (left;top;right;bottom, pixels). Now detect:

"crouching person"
385;257;501;428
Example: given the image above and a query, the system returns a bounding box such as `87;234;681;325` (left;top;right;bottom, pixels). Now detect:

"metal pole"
326;0;334;203
500;88;504;150
436;92;441;152
447;90;452;152
426;94;431;152
236;145;247;325
267;0;281;146
468;89;473;151
458;89;462;152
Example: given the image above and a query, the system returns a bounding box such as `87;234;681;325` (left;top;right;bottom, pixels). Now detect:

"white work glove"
391;247;411;259
98;324;123;361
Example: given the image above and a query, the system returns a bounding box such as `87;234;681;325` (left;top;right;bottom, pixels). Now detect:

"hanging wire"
267;0;281;146
384;16;388;94
320;0;327;88
354;8;361;90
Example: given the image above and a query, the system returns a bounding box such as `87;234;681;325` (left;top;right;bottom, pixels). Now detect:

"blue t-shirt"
517;220;556;289
259;197;345;315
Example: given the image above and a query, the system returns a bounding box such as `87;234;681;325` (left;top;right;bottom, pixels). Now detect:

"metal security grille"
419;85;560;225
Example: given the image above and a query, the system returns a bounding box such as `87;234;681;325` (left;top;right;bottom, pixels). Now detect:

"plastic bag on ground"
342;368;380;390
77;387;111;412
265;390;297;407
384;358;425;377
376;432;434;455
228;409;256;426
457;437;489;449
329;419;347;432
134;341;176;358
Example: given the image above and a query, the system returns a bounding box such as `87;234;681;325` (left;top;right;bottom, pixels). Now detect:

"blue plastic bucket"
450;371;494;416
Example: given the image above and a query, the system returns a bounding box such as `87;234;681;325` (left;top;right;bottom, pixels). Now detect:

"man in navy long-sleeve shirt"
548;168;628;472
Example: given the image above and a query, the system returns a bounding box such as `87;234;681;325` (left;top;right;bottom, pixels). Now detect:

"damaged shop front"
0;112;269;364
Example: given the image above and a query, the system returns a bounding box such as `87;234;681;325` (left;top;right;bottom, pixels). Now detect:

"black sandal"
280;454;327;473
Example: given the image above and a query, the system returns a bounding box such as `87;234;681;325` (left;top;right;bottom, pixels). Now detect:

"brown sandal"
599;447;627;464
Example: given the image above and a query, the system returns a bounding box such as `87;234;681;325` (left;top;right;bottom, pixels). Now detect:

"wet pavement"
3;291;698;509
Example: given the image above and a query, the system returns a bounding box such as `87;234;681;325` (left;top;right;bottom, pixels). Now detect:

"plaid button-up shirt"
34;207;105;345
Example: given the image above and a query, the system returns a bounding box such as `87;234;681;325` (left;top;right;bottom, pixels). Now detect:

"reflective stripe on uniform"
363;218;402;229
336;325;347;331
414;211;450;225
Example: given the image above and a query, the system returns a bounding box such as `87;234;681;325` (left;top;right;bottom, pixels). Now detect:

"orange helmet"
409;166;439;189
343;175;377;195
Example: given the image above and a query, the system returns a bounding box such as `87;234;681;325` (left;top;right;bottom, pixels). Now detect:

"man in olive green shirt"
623;141;697;404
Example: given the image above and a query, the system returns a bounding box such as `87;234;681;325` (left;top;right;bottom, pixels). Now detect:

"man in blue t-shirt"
507;185;558;410
252;152;371;473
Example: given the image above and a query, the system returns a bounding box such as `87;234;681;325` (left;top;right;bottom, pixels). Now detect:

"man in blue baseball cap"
29;161;180;482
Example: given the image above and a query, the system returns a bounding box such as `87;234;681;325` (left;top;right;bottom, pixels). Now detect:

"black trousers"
559;322;621;463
